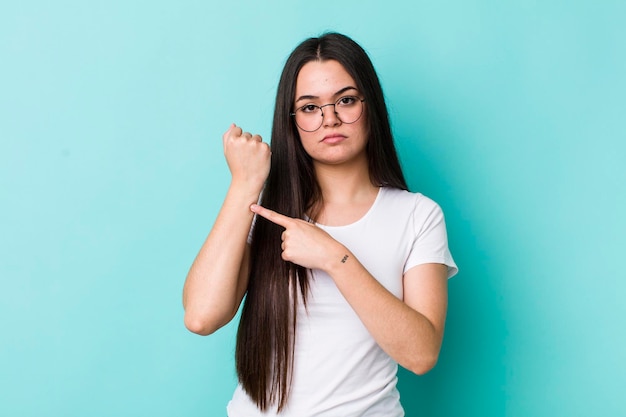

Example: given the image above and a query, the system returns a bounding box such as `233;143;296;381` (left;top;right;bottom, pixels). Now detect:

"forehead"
295;60;356;98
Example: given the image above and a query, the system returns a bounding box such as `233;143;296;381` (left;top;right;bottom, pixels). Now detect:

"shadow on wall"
410;267;509;416
393;113;508;416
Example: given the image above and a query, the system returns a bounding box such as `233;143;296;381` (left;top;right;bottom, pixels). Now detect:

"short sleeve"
404;195;458;278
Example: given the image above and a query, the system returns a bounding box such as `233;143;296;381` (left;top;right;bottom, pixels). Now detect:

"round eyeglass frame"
289;97;366;132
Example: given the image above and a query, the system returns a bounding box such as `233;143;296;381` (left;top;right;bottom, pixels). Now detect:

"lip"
321;133;347;144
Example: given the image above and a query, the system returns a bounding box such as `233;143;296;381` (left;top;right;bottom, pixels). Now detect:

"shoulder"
377;187;446;233
378;187;442;215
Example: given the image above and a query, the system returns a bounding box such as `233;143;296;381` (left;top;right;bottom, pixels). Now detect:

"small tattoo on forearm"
341;255;349;263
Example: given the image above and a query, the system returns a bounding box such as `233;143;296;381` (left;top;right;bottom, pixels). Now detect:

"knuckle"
230;128;242;139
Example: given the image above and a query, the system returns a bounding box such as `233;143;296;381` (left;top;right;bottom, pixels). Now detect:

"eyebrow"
295;86;359;103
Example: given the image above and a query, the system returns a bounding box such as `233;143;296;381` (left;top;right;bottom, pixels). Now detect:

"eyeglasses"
290;96;365;132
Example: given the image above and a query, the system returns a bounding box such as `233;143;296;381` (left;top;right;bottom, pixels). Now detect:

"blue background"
1;1;625;416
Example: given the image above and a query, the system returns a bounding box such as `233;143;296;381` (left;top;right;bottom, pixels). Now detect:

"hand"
250;204;346;271
222;124;271;192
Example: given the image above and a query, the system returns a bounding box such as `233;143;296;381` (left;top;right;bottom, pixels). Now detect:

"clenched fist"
222;124;271;193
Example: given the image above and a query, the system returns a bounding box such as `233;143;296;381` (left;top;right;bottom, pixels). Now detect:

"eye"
337;96;358;106
300;104;319;113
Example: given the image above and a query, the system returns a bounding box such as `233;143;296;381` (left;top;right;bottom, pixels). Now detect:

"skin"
294;60;369;169
183;60;449;375
182;124;267;333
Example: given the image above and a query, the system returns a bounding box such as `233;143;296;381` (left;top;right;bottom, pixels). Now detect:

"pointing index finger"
250;204;292;228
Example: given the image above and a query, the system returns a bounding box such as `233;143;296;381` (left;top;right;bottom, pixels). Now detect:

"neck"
309;158;379;226
313;158;377;205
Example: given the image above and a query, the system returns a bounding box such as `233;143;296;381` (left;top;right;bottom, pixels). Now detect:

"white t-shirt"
227;187;458;416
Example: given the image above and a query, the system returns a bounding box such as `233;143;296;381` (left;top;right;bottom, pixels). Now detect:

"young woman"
183;32;457;416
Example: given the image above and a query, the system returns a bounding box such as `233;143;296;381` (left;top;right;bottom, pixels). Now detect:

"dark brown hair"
235;32;407;411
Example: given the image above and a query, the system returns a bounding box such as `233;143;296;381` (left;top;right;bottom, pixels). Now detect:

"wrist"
324;243;353;275
226;181;264;208
229;179;264;199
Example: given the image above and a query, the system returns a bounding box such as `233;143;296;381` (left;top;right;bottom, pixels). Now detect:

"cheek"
351;119;369;142
352;110;368;135
297;128;314;141
297;131;316;153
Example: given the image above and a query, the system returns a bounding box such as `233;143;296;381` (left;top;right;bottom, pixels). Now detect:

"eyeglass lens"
293;96;364;132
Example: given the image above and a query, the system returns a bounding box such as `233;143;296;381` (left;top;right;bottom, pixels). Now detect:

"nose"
319;103;341;127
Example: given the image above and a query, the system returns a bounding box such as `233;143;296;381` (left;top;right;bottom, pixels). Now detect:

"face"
293;60;368;167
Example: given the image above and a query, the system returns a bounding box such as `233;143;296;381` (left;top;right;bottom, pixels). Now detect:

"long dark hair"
235;32;408;411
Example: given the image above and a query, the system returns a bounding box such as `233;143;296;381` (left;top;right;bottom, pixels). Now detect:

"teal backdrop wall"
1;1;625;416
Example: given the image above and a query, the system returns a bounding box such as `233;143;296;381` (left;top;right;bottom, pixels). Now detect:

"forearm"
247;203;447;372
183;181;260;334
325;249;446;374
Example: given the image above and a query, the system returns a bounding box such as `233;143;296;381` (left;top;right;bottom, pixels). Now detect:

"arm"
182;124;270;336
250;204;448;374
324;255;447;375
